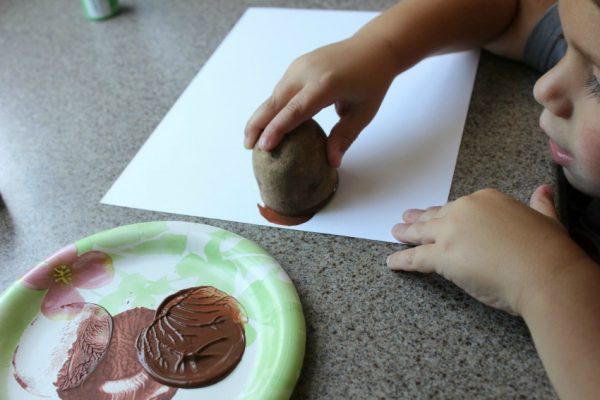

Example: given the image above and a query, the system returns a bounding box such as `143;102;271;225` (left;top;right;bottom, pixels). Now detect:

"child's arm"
244;0;554;167
524;257;600;400
387;185;600;399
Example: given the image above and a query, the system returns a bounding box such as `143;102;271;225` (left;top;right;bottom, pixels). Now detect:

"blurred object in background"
81;0;119;21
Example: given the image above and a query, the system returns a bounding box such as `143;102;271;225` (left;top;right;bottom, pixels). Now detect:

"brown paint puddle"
136;286;246;388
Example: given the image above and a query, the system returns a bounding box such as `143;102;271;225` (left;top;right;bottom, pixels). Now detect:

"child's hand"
244;32;399;168
386;185;589;315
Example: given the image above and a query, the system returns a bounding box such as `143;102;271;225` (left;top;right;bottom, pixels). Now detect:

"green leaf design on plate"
175;252;236;294
244;320;257;347
204;231;242;267
124;233;187;256
76;221;169;254
175;252;206;278
207;230;277;281
99;271;174;313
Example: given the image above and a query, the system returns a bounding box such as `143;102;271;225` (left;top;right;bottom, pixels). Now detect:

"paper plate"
0;221;305;400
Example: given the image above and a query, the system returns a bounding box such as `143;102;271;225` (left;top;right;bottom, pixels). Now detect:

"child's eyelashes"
585;73;600;102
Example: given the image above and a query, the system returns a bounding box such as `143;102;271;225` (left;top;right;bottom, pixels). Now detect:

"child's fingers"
244;97;277;149
326;109;372;167
529;184;560;221
391;219;439;245
402;206;443;223
387;244;438;273
402;209;425;223
244;82;301;149
258;84;332;151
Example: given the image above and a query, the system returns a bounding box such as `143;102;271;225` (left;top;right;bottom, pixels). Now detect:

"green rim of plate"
0;221;305;400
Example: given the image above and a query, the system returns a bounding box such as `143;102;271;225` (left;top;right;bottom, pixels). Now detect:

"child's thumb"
327;111;371;167
529;184;559;221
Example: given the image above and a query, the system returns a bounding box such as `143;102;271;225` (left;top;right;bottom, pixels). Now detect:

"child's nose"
533;58;574;119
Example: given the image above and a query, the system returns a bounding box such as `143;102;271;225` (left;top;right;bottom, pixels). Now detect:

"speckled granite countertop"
0;1;557;398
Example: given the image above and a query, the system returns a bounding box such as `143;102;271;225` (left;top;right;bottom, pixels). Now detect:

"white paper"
102;7;480;243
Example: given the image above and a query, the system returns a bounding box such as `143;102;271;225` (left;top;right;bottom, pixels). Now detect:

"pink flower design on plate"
22;244;114;318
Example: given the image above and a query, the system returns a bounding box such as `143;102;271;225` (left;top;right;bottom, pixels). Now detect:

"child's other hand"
387;185;589;315
244;33;398;168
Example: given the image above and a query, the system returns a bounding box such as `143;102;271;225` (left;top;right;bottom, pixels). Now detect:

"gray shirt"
523;4;566;73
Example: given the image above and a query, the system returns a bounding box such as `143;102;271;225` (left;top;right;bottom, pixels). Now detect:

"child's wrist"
519;255;600;323
352;25;415;77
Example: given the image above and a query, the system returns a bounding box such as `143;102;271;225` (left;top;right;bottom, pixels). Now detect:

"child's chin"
563;167;600;198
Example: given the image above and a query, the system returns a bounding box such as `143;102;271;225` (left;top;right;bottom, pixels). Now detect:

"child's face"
533;0;600;197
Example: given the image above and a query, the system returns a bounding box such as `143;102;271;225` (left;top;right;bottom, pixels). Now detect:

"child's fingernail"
391;223;407;236
259;136;270;149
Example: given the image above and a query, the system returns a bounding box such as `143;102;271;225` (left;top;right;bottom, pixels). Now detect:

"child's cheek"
578;123;600;184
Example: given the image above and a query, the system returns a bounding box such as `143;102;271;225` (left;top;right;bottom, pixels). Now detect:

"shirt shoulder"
523;4;567;73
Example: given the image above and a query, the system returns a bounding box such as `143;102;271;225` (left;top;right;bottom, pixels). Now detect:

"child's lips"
548;138;574;166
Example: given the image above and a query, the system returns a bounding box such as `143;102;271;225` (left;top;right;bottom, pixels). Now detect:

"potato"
252;119;338;217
